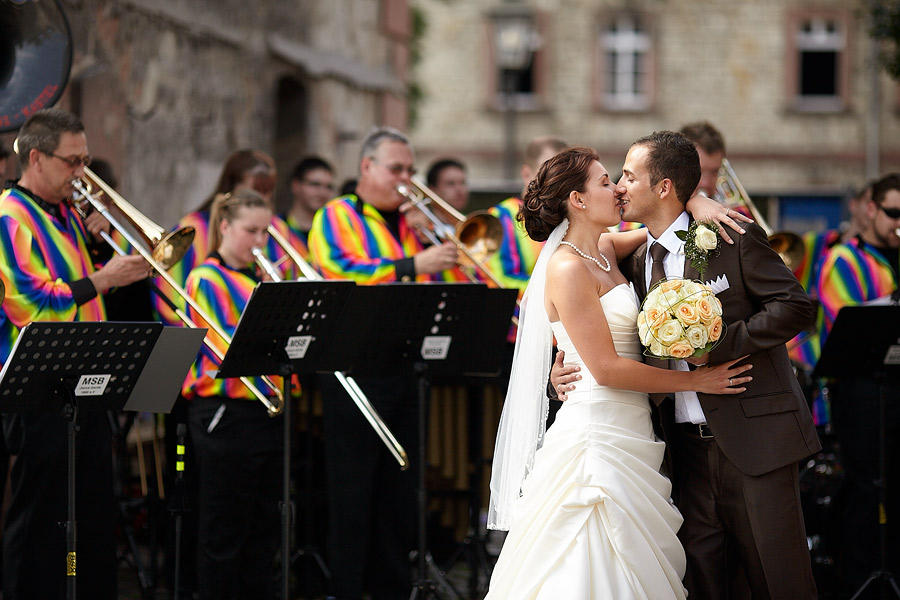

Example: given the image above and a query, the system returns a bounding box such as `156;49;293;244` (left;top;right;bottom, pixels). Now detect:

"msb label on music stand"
74;374;111;396
421;336;451;360
285;335;314;359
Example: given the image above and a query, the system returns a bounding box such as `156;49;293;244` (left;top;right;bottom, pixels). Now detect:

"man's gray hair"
358;126;412;167
15;108;84;170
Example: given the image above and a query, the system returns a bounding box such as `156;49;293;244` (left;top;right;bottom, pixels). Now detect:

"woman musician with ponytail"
181;188;290;600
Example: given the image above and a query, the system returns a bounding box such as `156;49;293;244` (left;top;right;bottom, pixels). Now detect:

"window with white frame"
790;13;849;112
598;13;652;111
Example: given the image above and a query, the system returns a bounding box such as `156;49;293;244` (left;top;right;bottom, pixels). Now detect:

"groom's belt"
677;422;714;439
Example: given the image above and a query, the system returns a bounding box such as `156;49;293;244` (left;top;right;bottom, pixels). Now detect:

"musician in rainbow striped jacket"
308;126;457;599
815;172;900;597
0;108;147;599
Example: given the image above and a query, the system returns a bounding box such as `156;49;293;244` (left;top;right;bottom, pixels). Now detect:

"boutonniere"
676;220;720;277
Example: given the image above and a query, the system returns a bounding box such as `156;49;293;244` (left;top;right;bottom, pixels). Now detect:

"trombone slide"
250;247;410;470
72;180;284;415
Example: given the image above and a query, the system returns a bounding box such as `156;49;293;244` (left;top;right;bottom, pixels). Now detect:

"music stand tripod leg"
409;363;460;600
847;372;900;600
64;393;77;600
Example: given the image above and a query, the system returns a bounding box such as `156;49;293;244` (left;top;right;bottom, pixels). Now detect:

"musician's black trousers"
2;409;116;600
189;396;283;600
320;373;419;600
830;376;900;595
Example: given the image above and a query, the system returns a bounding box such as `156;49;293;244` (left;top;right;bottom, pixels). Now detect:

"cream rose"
656;319;684;344
682;280;704;297
649;338;668;357
660;290;681;308
694;224;718;251
686;323;709;348
669;340;695;359
637;314;652;346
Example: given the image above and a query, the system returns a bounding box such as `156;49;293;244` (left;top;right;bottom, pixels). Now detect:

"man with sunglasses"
816;172;900;597
0;107;148;599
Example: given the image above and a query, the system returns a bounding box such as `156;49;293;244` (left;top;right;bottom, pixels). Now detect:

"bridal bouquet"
637;278;725;359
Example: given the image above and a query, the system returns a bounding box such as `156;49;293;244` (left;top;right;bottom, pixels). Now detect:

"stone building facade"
410;0;900;232
2;0;413;228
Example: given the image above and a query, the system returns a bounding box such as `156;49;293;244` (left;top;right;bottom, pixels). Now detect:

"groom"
555;131;820;599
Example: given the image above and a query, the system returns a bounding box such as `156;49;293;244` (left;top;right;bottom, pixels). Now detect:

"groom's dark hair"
631;131;701;205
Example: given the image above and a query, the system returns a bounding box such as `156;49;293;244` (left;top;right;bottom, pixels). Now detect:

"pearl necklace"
560;240;611;272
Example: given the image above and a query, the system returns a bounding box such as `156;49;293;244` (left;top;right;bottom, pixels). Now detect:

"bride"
485;147;752;599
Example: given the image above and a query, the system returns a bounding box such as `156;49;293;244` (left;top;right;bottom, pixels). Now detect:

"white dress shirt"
643;212;708;425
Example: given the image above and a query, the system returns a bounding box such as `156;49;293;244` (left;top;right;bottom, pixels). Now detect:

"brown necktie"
649;242;668;291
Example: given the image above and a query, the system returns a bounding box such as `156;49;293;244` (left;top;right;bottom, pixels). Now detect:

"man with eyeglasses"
0;107;148;599
308;126;458;600
283;156;336;257
816;172;900;598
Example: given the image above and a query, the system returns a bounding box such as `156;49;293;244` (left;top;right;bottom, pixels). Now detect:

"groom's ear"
656;178;674;201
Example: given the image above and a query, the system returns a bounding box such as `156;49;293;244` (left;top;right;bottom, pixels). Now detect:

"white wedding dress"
485;283;687;600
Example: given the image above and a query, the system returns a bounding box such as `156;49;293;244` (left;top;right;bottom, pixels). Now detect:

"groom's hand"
549;350;581;401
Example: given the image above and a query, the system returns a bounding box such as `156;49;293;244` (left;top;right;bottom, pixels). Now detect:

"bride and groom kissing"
486;131;820;599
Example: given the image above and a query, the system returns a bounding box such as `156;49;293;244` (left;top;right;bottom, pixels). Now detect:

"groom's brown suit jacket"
622;221;821;478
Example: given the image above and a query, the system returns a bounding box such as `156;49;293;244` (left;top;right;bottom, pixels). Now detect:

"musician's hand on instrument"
550;350;581;402
83;209;112;239
414;241;458;275
685;193;753;244
89;255;149;294
402;206;434;242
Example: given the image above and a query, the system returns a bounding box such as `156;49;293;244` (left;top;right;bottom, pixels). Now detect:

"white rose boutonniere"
676;220;720;278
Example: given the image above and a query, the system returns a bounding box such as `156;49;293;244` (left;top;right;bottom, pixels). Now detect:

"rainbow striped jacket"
181;254;288;401
0;186;105;366
151;210;299;325
308;195;434;283
816;236;897;349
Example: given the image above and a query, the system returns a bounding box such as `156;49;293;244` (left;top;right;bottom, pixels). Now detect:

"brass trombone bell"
398;177;505;282
455;211;503;268
80;166;195;271
716;158;805;271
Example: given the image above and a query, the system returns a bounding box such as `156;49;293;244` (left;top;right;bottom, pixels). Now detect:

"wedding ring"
728;377;733;385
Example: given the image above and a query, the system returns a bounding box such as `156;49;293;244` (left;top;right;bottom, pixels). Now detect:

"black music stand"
0;321;203;600
340;283;517;599
215;279;357;600
814;305;900;600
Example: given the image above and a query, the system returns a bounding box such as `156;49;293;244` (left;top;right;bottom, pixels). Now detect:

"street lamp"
491;9;538;182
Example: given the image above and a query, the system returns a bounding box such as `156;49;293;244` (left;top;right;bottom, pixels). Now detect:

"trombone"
717;158;805;270
253;237;410;470
71;167;284;416
397;176;505;287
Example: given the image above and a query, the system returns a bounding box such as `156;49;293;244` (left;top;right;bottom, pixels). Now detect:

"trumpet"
717;158;805;270
71;170;284;416
397;177;505;286
252;244;409;470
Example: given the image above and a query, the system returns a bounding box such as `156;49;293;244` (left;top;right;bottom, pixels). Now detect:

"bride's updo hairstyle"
519;146;600;241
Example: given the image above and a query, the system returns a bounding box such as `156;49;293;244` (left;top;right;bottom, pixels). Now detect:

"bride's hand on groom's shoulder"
685;194;754;244
549;350;581;402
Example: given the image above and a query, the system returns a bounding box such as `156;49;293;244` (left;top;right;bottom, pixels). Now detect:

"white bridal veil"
487;218;568;530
